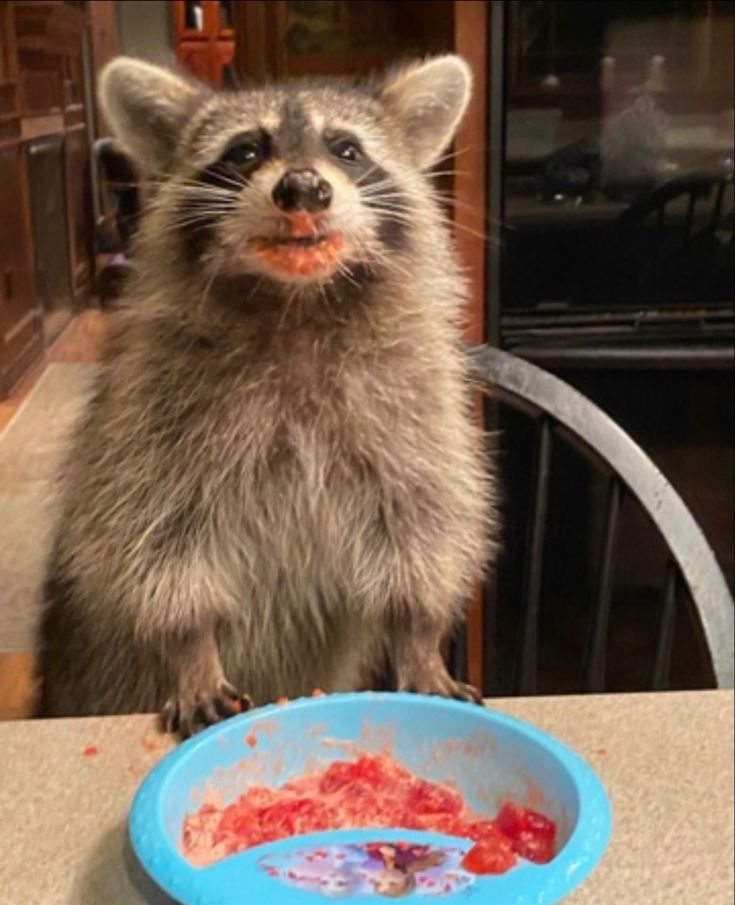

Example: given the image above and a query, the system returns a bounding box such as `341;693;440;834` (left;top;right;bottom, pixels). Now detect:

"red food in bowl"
182;753;557;873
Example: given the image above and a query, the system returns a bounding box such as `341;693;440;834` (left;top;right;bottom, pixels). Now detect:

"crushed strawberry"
461;836;517;875
182;753;557;872
495;802;556;863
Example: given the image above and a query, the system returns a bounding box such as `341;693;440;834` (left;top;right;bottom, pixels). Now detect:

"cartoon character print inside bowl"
259;841;476;898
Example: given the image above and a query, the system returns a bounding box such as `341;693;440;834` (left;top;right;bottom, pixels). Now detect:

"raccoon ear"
98;57;207;173
380;55;472;170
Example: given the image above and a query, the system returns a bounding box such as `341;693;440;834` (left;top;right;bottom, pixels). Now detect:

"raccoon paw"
399;669;484;707
162;681;253;738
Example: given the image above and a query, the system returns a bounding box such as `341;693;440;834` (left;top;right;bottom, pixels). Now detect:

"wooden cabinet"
172;1;235;87
0;3;19;123
0;142;43;396
0;3;39;395
13;0;94;310
0;0;98;394
25;134;73;334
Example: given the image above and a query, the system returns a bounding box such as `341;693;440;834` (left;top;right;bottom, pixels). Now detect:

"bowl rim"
129;691;612;905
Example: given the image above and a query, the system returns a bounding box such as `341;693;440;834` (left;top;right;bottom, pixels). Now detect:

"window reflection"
503;1;734;309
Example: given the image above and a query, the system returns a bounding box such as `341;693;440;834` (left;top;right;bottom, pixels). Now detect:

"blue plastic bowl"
129;692;611;904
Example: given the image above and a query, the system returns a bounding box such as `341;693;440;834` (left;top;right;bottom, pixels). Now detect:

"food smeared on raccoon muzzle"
250;211;345;278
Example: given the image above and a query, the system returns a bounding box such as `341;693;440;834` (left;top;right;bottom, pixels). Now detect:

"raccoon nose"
272;168;333;213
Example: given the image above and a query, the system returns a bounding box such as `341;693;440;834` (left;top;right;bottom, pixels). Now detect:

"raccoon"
36;55;496;735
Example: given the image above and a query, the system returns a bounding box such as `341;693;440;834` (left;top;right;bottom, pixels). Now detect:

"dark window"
502;1;734;317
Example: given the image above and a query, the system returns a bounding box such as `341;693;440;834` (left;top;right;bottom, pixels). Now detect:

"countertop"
0;690;732;905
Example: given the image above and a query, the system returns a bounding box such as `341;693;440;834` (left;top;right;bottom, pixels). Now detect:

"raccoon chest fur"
201;349;428;699
207;341;426;605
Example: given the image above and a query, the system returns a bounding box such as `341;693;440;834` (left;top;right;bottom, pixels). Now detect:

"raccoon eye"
225;142;259;165
220;132;269;168
328;136;363;164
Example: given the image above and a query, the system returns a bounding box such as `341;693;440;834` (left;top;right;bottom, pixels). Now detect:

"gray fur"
37;56;496;733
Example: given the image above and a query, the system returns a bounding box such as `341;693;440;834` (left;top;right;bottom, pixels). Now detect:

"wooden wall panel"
0;142;44;396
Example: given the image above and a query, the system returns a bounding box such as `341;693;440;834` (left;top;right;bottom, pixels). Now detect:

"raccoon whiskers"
209;166;250;191
358;181;404;200
196;252;229;320
363;201;412;219
353;164;388;188
333;260;363;291
179;169;248;193
246;274;267;306
432;144;474;167
360;183;405;198
167;200;239;219
364;207;416;235
427;169;471;179
354;239;412;283
158;210;237;234
316;279;331;313
276;281;304;332
174;178;242;198
360;193;410;209
448;218;505;246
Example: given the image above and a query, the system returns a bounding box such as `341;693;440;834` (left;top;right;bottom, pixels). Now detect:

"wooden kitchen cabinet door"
0;142;43;396
26;132;74;343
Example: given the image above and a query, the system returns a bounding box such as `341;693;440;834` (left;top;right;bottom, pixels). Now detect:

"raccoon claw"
398;673;484;707
450;681;485;706
162;683;253;738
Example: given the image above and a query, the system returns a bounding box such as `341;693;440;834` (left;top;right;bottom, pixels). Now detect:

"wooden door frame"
454;0;489;692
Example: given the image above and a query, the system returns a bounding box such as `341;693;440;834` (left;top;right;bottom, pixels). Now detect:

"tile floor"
0;309;109;720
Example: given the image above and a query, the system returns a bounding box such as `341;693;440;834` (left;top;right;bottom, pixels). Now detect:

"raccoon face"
99;56;471;289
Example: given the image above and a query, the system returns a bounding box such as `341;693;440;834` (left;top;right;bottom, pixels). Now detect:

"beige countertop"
0;690;732;905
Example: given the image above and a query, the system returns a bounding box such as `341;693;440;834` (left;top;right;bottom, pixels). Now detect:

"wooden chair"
454;345;734;694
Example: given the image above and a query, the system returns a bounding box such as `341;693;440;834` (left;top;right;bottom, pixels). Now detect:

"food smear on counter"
182;753;556;872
